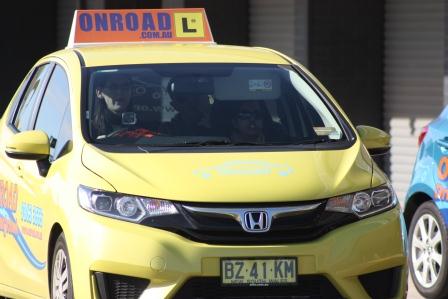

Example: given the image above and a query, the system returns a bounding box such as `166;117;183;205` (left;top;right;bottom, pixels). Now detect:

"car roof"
52;43;290;67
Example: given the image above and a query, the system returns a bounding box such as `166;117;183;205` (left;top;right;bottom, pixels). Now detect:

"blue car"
405;106;448;298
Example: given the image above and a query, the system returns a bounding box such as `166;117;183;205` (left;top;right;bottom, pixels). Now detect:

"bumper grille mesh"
94;272;149;299
172;276;343;299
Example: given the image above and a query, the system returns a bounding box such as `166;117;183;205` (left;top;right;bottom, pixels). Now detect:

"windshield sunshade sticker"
67;8;214;47
0;182;46;270
193;160;293;179
313;127;336;136
249;79;273;92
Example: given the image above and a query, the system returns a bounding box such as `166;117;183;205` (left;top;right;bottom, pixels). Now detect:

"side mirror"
5;130;50;160
356;125;391;156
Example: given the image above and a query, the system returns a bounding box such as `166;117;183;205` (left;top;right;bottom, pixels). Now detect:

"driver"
230;101;265;143
91;73;133;138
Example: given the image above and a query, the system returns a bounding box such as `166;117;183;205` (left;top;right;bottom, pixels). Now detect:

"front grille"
172;276;344;299
94;272;150;299
140;201;358;245
358;267;402;299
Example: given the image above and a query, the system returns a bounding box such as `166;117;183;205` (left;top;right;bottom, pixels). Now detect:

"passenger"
91;73;133;138
160;79;212;136
230;101;265;143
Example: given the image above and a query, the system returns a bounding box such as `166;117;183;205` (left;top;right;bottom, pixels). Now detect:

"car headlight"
78;185;178;222
325;183;397;218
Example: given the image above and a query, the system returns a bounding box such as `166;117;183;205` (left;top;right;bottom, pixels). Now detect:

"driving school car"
0;8;407;299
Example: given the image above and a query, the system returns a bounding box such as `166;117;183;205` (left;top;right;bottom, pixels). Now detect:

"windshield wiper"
168;138;232;147
290;138;340;145
228;141;263;146
159;138;341;147
167;140;272;147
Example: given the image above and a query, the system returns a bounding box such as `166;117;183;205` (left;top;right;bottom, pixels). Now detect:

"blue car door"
431;108;448;220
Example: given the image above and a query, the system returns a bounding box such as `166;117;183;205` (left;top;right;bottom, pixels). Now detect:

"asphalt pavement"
408;275;424;299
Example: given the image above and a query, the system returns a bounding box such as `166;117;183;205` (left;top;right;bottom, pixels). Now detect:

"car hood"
81;142;377;203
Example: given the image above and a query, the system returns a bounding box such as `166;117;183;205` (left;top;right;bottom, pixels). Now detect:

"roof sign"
67;8;214;47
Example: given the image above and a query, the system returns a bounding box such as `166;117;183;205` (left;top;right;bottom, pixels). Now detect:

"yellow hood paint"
81;140;379;203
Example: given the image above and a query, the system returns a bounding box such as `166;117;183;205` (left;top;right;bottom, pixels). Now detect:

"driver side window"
13;64;52;131
34;65;72;161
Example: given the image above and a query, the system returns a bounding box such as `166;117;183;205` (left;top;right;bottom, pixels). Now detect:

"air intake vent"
358;267;402;299
94;272;149;299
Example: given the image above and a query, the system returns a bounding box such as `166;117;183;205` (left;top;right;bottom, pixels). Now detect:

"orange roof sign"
67;8;214;47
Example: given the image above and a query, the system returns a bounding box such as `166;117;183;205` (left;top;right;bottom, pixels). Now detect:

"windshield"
85;63;346;147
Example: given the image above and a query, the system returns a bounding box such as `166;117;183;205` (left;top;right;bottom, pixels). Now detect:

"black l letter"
182;18;197;33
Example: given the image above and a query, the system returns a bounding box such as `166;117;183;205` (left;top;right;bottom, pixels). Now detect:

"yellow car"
0;8;407;299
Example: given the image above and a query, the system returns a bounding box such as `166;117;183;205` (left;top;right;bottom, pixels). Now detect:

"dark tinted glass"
34;65;71;160
86;64;344;147
14;64;52;131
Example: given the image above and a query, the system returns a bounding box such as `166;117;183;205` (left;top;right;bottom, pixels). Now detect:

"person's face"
97;76;132;114
233;102;263;137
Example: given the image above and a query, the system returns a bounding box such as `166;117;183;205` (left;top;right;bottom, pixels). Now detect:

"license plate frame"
220;257;298;287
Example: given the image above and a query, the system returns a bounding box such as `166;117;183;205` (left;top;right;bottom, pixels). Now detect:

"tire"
50;233;74;299
408;201;448;298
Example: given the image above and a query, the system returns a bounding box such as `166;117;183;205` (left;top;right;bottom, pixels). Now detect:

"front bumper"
68;205;407;299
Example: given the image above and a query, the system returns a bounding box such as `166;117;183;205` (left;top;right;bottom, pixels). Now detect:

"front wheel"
409;201;448;298
51;233;74;299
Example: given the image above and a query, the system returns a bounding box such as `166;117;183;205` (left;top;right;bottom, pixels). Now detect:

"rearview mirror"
168;76;214;95
356;125;391;156
5;130;50;160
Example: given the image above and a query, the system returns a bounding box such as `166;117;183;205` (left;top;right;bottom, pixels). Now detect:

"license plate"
221;257;297;286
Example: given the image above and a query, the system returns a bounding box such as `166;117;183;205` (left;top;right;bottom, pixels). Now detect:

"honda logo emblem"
242;211;271;233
